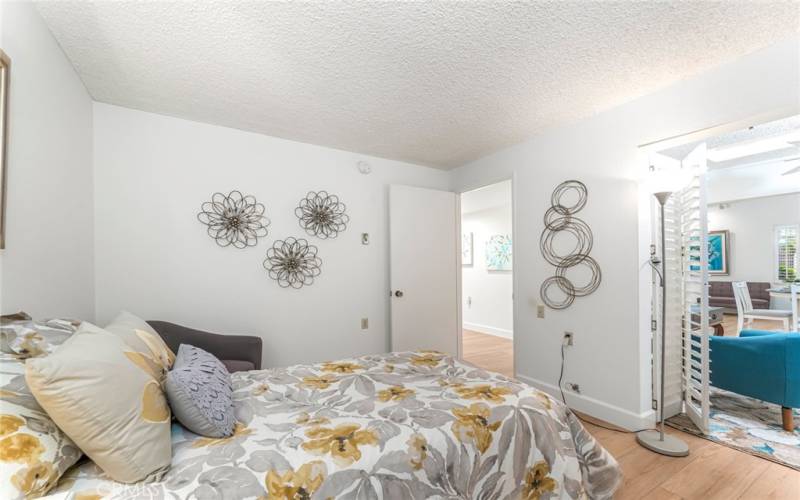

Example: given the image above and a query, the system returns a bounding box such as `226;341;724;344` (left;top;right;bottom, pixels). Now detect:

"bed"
45;348;622;499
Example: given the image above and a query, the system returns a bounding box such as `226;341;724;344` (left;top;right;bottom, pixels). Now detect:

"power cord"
559;340;653;434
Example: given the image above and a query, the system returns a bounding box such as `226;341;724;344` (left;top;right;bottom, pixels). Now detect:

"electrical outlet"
537;304;545;318
567;383;581;394
563;331;573;346
361;318;369;330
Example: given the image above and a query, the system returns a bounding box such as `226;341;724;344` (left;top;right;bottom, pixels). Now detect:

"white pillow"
25;323;172;483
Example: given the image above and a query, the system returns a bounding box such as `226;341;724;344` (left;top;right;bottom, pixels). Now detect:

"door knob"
394;290;404;298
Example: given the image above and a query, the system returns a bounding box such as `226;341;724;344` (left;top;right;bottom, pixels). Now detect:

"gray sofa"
709;281;770;311
147;320;262;372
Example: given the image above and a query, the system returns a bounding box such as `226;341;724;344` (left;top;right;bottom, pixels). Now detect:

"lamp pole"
636;191;690;457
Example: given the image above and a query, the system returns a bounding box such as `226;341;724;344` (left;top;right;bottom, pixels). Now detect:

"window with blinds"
775;225;799;282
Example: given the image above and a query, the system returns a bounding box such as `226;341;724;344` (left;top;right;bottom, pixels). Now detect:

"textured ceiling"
660;114;800;169
34;1;800;169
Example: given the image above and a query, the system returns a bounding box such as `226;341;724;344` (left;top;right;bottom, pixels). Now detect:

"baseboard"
515;374;655;431
463;322;513;339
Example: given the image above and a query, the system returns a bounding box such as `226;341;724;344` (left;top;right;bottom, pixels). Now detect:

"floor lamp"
636;190;690;457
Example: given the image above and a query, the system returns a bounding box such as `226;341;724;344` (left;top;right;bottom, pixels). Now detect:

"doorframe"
637;105;799;423
455;172;518;377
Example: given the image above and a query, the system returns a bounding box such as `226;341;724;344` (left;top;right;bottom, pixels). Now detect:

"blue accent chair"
709;329;800;431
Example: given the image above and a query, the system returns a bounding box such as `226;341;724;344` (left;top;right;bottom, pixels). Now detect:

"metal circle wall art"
295;191;349;239
263;237;322;289
197;190;270;248
539;180;601;309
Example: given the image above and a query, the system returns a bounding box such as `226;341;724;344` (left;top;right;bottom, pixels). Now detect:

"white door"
389;185;459;355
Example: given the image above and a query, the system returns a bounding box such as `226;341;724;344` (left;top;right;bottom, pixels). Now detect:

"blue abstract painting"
708;230;728;275
486;235;512;271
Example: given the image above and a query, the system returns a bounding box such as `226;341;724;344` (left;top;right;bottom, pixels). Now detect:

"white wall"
708;161;800;203
462;205;513;338
0;2;94;319
450;39;800;429
92;103;450;368
708;192;800;283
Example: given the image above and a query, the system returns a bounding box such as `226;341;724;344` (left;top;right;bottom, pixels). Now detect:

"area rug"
666;388;800;470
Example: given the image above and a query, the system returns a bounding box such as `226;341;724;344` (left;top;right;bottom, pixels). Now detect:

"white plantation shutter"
677;145;710;434
648;152;684;420
775;225;799;282
661;192;684;418
649;144;710;434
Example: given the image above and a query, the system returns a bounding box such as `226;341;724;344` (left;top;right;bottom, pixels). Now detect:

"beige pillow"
25;323;171;483
104;312;175;380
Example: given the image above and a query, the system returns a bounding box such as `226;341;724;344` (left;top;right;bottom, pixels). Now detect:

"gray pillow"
165;344;235;437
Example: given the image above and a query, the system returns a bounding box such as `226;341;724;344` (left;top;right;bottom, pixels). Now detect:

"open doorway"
649;113;800;468
459;180;514;377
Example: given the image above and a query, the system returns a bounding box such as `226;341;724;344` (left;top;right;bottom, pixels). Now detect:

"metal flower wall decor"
197;190;270;248
295;191;349;239
264;237;322;289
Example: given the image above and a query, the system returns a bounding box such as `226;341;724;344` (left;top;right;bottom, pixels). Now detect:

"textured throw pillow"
104;312;175;383
0;314;82;499
25;323;172;483
166;344;235;438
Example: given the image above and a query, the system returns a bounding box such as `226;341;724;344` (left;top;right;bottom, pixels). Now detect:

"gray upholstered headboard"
147;320;262;372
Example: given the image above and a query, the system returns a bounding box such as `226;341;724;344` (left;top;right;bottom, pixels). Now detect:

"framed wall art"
708;230;729;275
0;50;9;249
461;232;473;266
486;234;512;271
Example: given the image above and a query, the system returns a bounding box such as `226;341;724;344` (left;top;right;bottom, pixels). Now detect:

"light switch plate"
537;304;545;318
361;318;369;330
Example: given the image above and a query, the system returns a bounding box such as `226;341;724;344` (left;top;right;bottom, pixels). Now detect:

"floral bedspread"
48;351;621;499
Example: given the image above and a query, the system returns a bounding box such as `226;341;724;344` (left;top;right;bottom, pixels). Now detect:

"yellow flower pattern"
535;391;552;410
0;317;83;498
522;461;558;499
10;460;57;497
124;351;166;384
141;380;171;423
320;362;364;374
451;403;502;453
376;385;415;402
265;461;327;500
455;384;512;403
0;433;45;463
410;354;442;367
23;350;620;498
134;328;175;370
406;433;428;470
0;414;24;437
300;374;338;390
301;423;378;467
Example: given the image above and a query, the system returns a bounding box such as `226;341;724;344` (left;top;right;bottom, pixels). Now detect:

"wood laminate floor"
719;313;788;336
462;329;513;377
461;329;800;499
